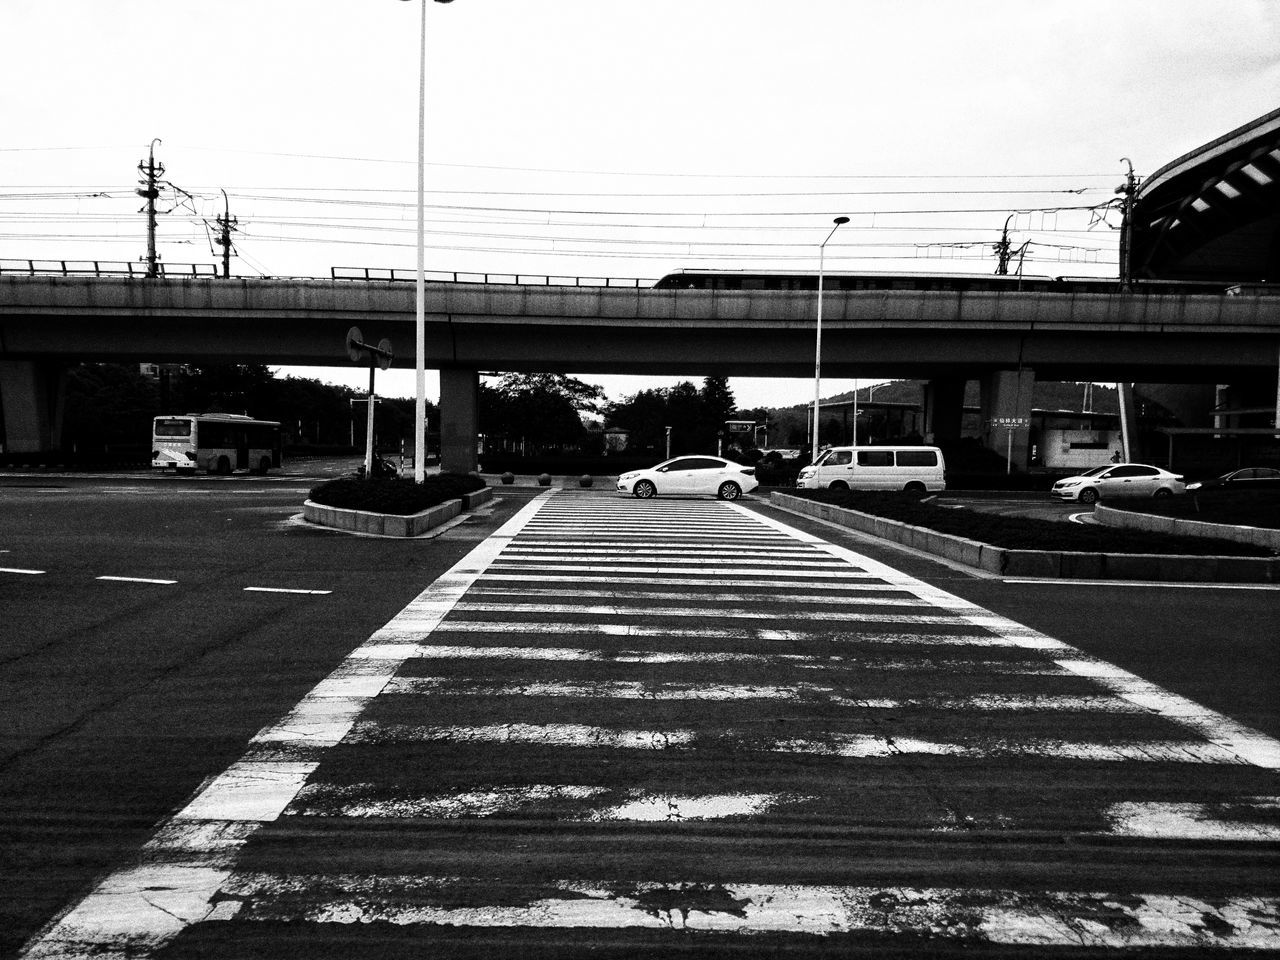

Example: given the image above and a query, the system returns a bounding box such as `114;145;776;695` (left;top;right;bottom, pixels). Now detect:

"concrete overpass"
2;274;1278;471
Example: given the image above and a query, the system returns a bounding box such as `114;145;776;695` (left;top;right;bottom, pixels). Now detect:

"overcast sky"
4;1;1278;408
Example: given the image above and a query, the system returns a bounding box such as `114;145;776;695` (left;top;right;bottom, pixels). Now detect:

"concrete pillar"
0;360;66;453
922;377;965;447
1117;382;1138;462
439;367;479;475
979;369;1035;472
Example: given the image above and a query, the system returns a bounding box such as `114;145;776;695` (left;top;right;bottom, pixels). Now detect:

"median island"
773;489;1279;582
304;472;490;537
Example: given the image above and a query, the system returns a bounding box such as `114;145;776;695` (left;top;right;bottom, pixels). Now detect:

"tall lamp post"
402;0;453;483
811;216;849;463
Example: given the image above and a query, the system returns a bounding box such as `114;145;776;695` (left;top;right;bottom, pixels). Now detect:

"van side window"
857;450;894;467
896;450;938;467
830;450;852;465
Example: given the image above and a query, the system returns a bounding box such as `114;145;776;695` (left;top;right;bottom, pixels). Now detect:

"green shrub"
788;489;1272;557
308;472;485;516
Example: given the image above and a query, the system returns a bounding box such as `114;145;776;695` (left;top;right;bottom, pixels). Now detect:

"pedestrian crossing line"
417;624;1069;647
494;553;858;568
434;620;988;640
452;601;934;618
382;676;1146;713
281;783;1280;841
469;585;930;606
344;720;1251;765
484;562;882;579
477;572;894;589
355;644;1071;674
501;545;823;558
170;873;1280;950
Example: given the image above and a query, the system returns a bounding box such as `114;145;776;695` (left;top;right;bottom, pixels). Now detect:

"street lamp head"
833;216;850;225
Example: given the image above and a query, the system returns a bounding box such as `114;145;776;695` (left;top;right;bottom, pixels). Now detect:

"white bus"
152;413;282;474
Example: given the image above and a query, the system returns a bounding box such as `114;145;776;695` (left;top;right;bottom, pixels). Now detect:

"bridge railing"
0;259;220;278
0;259;656;287
329;266;655;287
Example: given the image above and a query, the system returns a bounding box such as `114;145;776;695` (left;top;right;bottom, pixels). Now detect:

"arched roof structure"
1131;107;1280;282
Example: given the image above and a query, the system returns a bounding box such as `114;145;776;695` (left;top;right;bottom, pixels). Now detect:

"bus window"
154;418;192;437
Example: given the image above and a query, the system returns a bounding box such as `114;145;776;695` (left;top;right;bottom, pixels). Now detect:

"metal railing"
0;259;656;287
329;266;654;287
0;259;221;278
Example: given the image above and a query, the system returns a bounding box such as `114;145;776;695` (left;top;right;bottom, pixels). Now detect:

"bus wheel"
253;457;271;475
216;455;232;475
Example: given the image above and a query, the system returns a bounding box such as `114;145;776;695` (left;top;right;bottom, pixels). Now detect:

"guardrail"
329;266;654;287
0;259;221;278
0;259;656;288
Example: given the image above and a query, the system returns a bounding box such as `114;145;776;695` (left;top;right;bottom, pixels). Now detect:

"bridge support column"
439;367;479;475
922;377;965;448
980;369;1035;472
0;360;66;454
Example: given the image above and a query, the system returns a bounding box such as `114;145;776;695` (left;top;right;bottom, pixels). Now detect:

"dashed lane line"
243;587;333;596
95;576;178;585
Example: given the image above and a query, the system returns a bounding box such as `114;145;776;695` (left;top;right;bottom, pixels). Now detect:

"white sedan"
617;455;759;501
1050;463;1186;504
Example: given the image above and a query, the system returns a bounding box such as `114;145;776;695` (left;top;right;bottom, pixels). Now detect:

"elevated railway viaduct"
1;274;1277;472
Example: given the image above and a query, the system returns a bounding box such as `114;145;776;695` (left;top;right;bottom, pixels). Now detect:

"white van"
796;445;946;493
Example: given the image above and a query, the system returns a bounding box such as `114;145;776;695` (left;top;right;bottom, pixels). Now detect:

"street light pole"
812;216;849;463
402;0;453;483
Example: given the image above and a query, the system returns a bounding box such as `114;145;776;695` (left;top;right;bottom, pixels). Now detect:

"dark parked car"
1185;466;1280;493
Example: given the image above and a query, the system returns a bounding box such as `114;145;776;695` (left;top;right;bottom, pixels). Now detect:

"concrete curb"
771;492;1279;583
303;486;493;537
1094;504;1280;553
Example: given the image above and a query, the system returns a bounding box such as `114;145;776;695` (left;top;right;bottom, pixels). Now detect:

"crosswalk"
21;491;1280;957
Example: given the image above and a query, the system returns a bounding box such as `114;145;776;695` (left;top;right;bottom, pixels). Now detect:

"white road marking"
96;576;178;585
486;563;877;579
1104;798;1280;841
347;722;1244;764
290;782;609;819
212;874;1280;949
243;587;333;595
1;566;45;575
453;600;933;618
480;572;884;588
384;677;1141;713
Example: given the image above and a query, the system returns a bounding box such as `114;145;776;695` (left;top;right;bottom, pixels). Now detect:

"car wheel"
903;481;926;495
633;479;656;499
1152;487;1172;498
1078;487;1099;505
829;481;849;491
717;481;741;501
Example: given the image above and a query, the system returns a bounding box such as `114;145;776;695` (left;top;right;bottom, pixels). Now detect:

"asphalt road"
1;473;1276;958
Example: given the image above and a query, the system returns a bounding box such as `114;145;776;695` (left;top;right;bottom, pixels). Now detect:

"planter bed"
772;492;1279;583
304;476;492;538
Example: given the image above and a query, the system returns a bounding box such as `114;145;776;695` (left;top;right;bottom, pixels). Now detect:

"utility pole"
136;139;163;278
993;213;1013;275
1116;157;1139;287
214;189;239;279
